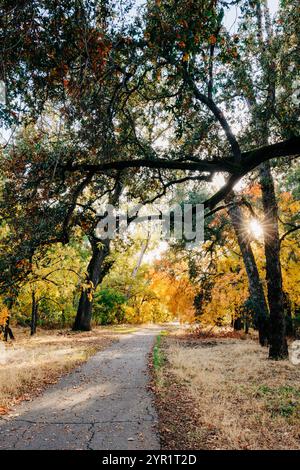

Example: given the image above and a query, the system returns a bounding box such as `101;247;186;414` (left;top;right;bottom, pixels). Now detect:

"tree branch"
63;137;300;185
280;226;300;244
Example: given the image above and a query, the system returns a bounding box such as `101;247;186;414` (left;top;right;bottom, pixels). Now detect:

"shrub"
93;288;126;325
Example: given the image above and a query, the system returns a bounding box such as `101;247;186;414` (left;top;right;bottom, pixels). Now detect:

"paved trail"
0;328;160;450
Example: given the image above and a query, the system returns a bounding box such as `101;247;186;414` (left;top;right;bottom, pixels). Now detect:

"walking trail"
0;327;160;450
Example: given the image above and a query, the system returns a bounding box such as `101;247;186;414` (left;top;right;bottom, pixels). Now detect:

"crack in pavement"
0;327;161;450
0;417;155;426
86;423;96;451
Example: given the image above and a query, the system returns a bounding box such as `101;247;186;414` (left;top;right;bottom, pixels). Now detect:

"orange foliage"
208;34;217;45
0;306;9;328
150;262;196;323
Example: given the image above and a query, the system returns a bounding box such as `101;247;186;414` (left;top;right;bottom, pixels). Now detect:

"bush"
93;288;126;325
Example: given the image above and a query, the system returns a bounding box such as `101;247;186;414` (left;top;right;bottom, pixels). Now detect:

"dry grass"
154;332;300;450
0;326;116;413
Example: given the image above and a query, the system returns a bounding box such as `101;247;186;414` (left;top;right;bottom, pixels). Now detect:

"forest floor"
0;325;160;450
152;328;300;450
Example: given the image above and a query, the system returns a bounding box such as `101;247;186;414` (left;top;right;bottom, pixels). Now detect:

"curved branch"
185;74;242;161
280;226;300;244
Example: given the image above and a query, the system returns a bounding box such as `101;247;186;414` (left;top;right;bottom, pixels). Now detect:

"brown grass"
153;331;300;450
0;326;116;413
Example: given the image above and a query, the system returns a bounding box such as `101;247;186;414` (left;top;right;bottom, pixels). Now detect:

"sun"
212;173;226;190
249;218;263;239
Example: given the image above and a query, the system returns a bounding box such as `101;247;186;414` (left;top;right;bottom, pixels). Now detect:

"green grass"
153;333;165;371
256;384;300;419
257;384;300;398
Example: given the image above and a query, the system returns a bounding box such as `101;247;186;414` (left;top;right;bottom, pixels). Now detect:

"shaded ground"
152;329;300;450
0;327;160;450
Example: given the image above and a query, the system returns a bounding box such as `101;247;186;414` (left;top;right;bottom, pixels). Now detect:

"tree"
13;242;85;334
226;191;269;345
187;188;300;336
93;288;126;325
226;0;300;358
73;180;123;331
0;303;14;341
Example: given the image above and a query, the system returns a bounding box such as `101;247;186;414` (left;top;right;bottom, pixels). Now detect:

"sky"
223;0;279;31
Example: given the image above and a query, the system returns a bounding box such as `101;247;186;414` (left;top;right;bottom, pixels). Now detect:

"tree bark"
283;291;294;337
3;297;15;341
233;316;242;331
226;192;269;345
73;238;112;331
4;317;14;341
259;161;288;359
30;290;38;336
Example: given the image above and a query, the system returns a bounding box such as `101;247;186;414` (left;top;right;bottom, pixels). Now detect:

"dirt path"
0;327;160;450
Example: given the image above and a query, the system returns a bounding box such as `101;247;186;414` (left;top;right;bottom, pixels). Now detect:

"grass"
153;334;163;371
0;326;116;414
152;329;300;450
153;331;169;371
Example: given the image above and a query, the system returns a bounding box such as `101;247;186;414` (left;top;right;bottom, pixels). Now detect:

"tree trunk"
61;309;66;328
73;180;123;331
30;290;38;336
73;238;111;331
259;161;288;359
255;0;287;358
226;192;269;345
233;316;242;331
283;291;294;337
4;317;14;341
3;297;15;341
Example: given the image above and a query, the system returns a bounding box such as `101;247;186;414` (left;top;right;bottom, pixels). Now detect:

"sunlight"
233;177;246;192
249;219;263;239
143;240;169;264
212;173;226;190
212;173;246;193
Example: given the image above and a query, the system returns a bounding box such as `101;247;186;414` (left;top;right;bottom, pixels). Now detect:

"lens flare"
249;219;263;239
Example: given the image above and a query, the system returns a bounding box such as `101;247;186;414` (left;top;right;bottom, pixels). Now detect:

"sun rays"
249;218;264;239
